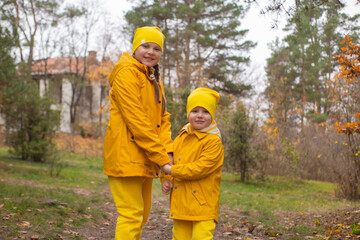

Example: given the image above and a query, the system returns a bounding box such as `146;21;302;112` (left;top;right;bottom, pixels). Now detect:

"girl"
103;26;173;240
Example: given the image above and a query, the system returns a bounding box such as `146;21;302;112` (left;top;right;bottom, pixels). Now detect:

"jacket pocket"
191;181;207;205
128;128;148;164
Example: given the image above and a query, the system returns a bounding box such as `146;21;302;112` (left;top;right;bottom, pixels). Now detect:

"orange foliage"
334;34;360;84
333;35;360;135
55;132;103;158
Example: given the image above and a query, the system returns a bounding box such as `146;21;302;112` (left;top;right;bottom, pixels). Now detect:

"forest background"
0;0;360;201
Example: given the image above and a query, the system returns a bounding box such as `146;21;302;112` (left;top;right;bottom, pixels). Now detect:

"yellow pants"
108;176;153;240
172;219;216;240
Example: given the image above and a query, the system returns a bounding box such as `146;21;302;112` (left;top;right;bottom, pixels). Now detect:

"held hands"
168;153;174;166
160;153;173;175
156;153;174;171
162;180;173;195
161;163;172;175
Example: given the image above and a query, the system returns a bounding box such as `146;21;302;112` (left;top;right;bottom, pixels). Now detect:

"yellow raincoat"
164;123;224;223
103;52;173;178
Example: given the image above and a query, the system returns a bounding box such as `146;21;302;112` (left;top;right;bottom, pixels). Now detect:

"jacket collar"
109;52;152;87
179;121;222;139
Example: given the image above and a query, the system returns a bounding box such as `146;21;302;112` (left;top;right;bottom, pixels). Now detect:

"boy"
161;87;224;240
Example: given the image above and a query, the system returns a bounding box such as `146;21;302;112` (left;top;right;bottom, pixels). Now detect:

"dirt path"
80;184;360;240
81;186;280;240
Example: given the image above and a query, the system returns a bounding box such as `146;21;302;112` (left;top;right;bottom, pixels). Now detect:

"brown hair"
150;64;166;116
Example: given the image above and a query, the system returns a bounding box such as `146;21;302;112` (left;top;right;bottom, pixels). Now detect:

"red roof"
32;51;99;75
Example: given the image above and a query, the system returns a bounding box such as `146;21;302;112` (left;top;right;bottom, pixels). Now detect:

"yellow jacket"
103;52;173;178
163;123;224;223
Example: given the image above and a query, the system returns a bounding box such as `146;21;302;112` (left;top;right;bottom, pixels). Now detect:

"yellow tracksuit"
104;52;173;239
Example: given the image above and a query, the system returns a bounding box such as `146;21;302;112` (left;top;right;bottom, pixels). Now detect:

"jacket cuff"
165;143;174;153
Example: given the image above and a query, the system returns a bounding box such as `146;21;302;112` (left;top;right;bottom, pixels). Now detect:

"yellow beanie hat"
187;88;220;120
132;26;165;53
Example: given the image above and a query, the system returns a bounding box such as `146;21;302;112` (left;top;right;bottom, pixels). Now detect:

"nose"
147;47;154;55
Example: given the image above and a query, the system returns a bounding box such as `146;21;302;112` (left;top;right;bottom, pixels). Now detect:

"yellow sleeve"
160;172;173;184
111;67;170;166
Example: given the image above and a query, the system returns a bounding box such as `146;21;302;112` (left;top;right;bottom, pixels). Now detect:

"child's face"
133;42;162;67
188;106;212;130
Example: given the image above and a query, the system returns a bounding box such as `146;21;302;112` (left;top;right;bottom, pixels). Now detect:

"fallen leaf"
63;230;79;236
30;235;39;240
0;204;4;208
17;221;31;227
221;225;234;232
2;213;16;220
145;225;157;230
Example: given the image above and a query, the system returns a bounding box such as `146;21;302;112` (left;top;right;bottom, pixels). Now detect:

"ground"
79;185;360;240
1;133;359;239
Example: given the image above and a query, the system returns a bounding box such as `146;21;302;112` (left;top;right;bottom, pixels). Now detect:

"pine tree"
124;0;255;93
265;0;356;130
264;40;297;131
225;103;255;182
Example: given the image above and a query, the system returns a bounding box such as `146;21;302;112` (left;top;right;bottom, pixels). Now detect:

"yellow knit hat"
132;26;165;53
187;88;220;120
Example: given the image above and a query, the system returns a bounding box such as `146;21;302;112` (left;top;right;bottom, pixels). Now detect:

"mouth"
144;56;154;61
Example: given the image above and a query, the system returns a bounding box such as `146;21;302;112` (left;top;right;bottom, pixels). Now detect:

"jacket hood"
109;52;148;87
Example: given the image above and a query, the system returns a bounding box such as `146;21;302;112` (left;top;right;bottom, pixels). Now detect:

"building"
31;51;111;133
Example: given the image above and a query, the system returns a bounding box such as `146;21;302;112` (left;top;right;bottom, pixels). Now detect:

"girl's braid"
151;64;166;116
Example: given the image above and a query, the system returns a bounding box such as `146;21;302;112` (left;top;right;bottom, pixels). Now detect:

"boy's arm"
160;170;173;184
171;137;224;180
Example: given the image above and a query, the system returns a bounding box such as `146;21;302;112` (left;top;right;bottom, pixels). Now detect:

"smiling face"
188;106;212;130
133;42;162;67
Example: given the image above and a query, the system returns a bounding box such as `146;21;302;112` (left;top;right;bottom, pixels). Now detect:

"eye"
155;47;161;52
142;43;149;48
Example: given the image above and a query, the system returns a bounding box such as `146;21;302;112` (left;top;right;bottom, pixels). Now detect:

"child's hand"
168;153;174;166
161;163;172;175
162;180;173;195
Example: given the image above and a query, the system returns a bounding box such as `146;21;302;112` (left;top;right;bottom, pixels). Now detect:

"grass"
218;173;358;238
220;173;351;213
0;147;111;239
0;147;358;239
